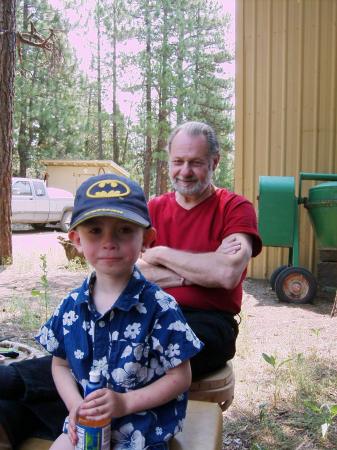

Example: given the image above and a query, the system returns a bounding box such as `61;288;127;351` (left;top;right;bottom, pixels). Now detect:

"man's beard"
170;170;213;196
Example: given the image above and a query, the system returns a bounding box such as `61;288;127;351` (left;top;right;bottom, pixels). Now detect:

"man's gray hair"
167;121;220;156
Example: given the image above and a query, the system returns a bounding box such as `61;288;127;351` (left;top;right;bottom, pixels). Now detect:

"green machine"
258;172;337;304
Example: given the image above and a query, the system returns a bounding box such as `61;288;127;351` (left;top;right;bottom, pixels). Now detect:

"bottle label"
75;423;111;450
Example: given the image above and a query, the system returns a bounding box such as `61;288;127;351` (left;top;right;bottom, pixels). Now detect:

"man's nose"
180;162;193;176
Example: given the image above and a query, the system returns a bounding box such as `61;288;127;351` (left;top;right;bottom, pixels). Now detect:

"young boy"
35;174;203;450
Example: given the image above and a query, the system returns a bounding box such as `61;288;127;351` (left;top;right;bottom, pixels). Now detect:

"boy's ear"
142;227;156;250
68;229;82;252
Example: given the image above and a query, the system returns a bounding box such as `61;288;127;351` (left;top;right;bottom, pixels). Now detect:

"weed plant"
249;352;337;449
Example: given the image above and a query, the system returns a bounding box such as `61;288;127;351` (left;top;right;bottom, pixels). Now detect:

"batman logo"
86;180;130;198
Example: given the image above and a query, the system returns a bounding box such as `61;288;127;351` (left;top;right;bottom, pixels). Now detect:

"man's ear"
142;227;156;250
68;229;82;252
212;154;220;171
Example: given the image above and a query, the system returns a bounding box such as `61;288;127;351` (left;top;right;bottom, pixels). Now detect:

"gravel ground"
0;228;336;449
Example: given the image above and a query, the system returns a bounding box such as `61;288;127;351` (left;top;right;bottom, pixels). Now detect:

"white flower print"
110;330;119;341
93;356;109;380
62;310;78;327
151;336;163;354
37;327;58;351
63;327;69;335
133;270;141;279
135;302;147;314
165;343;180;358
70;292;78;301
46;330;59;352
112;423;146;450
112;362;147;388
134;343;148;361
37;326;49;346
53;302;62;317
167;320;186;332
145;357;165;382
124;322;141;339
155;290;177;311
155;427;163;436
170;357;182;367
121;345;132;358
185;327;202;349
74;349;84;359
174;419;184;434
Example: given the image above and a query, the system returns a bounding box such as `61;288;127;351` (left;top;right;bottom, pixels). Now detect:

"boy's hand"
78;388;126;421
68;401;83;445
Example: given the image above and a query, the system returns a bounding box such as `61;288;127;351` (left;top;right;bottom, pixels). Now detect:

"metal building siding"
235;0;337;279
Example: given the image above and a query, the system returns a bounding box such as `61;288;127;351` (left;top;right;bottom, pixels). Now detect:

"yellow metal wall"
235;0;337;279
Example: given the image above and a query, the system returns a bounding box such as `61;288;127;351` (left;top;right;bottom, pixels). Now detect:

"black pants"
181;307;239;378
0;307;239;448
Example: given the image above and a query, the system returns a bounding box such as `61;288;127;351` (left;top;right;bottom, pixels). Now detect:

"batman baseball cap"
69;174;151;230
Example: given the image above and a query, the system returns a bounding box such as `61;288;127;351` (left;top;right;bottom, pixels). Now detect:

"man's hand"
140;233;253;290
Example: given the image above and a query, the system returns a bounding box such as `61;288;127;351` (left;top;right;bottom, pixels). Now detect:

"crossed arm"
138;233;253;290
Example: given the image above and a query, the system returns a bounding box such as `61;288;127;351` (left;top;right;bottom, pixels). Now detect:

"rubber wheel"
31;223;46;230
274;266;317;304
60;210;72;232
270;265;289;290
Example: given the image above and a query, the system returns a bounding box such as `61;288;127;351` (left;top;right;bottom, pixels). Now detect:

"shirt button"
98;320;105;327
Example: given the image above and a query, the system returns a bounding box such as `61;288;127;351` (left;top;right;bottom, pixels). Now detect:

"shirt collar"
74;267;148;312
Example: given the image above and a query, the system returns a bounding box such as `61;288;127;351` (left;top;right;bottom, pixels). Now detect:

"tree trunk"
0;0;16;265
112;1;119;164
143;0;152;200
155;2;169;195
176;0;185;125
96;0;103;159
17;0;29;177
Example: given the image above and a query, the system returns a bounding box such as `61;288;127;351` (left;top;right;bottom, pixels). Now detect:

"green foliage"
31;254;50;322
13;0;235;190
262;353;294;407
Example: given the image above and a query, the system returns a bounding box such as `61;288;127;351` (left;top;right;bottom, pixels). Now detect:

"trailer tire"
274;266;317;304
269;265;289;290
60;210;72;233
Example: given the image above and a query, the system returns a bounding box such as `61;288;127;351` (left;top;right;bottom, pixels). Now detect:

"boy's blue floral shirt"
35;267;203;449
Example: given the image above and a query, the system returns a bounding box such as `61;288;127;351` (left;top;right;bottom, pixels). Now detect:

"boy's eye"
88;227;102;234
119;226;134;234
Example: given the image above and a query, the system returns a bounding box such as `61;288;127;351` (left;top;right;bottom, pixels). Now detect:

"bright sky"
48;0;235;115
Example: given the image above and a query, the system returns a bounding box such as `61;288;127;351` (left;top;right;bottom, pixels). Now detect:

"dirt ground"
0;228;336;449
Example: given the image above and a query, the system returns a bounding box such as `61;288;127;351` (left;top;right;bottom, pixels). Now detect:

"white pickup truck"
11;177;74;232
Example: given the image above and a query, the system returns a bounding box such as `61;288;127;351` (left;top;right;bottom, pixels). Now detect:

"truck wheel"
274;267;317;304
60;210;72;232
32;223;46;231
269;265;289;290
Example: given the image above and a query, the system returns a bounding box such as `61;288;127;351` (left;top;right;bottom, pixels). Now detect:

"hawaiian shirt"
35;267;203;449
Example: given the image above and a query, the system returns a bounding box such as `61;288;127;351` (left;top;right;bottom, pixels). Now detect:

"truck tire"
60;210;72;232
32;223;47;231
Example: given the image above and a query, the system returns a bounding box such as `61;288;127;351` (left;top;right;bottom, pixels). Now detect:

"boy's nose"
102;232;118;248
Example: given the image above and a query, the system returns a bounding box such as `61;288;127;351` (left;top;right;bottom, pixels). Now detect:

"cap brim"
69;208;150;230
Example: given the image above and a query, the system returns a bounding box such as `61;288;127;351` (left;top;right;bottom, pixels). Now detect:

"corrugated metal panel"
235;0;337;279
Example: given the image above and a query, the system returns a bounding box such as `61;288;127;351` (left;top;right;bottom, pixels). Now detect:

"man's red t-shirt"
148;189;262;314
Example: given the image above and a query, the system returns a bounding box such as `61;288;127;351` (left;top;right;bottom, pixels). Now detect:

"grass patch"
224;353;337;449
